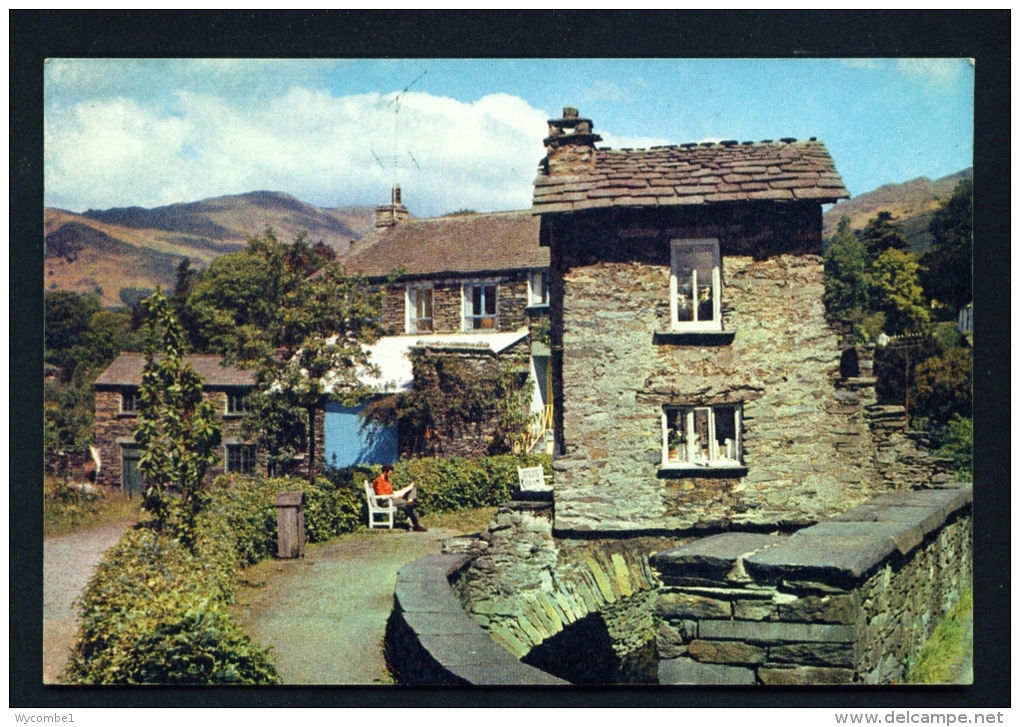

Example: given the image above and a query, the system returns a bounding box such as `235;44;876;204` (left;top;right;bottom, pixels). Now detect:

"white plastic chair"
517;466;553;493
365;481;396;529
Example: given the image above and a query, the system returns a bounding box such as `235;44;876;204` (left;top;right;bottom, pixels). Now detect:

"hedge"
62;453;551;684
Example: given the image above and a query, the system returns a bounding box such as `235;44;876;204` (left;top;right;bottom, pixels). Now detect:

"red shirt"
373;474;394;496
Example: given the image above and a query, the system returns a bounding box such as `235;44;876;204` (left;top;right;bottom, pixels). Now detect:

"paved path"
231;527;458;685
43;520;135;684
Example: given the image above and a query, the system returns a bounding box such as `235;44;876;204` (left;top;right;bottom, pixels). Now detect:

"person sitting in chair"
372;464;427;532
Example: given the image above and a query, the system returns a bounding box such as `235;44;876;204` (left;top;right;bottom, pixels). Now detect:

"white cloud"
583;80;629;102
896;58;967;89
45;88;553;216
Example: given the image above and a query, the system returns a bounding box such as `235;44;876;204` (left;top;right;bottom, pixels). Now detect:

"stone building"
93;352;262;494
531;107;942;535
322;189;555;463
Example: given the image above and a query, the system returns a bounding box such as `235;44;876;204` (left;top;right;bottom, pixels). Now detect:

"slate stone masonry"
548;207;951;534
651;484;972;684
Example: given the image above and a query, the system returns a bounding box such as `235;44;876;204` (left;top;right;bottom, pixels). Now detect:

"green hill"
823;168;972;253
45;192;375;308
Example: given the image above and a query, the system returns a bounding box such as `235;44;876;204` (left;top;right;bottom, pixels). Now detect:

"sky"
44;58;974;218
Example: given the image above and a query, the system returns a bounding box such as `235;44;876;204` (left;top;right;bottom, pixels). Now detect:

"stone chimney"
375;184;410;228
542;106;603;177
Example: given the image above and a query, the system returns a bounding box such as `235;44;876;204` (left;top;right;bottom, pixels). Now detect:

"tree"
860;210;910;259
913;347;973;427
823;216;869;320
870;248;930;335
134;289;222;536
921;178;973;317
257;262;384;480
45;290;102;371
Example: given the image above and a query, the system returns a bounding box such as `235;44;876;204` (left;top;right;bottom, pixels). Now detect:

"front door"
121;445;143;498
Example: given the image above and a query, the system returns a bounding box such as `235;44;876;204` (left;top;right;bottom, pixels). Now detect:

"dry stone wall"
448;501;681;682
553;249;952;534
650;484;972;685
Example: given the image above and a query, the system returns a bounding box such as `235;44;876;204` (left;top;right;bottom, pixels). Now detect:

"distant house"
528;107;939;535
322;187;554;463
93;353;260;494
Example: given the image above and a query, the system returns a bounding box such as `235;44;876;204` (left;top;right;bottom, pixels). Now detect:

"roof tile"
532;139;848;211
345;210;547;279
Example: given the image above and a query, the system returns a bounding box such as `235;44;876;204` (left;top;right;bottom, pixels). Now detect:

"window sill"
526;304;550;312
653;330;735;346
657;464;747;479
223;413;246;419
117;412;138;418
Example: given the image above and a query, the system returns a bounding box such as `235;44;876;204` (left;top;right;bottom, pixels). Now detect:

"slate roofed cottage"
533;107;949;535
93;352;262;495
322;188;554;464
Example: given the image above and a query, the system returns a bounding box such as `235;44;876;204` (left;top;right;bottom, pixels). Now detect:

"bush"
44;477;141;537
62;522;278;684
63;455;547;684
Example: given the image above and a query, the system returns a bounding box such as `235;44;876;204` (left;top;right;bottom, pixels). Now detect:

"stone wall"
385;552;567;685
380;274;532;335
651;484;972;685
94;386;275;490
448;501;680;683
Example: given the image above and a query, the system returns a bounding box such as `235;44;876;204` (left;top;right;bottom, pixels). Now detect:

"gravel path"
43;520;136;684
231;527;458;685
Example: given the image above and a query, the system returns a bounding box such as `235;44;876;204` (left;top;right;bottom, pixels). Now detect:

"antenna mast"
385;70;426;188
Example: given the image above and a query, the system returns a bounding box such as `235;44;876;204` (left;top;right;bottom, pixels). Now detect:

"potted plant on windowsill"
667;429;683;463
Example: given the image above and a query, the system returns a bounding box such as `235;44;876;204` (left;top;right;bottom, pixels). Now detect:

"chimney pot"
563;106;578;119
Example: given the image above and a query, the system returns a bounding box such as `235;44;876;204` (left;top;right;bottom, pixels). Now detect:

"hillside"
823;168;972;253
45;192;376;308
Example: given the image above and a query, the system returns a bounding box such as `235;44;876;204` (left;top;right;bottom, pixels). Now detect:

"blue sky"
44;58;974;218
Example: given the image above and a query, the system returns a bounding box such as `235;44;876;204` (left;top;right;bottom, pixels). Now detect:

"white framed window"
463;282;498;330
120;388;138;415
225;444;256;474
529;269;550;307
406;285;434;333
226;390;250;415
670;238;722;331
662;404;742;468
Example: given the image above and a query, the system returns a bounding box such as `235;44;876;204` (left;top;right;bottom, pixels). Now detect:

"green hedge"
63;454;550;684
324;453;552;515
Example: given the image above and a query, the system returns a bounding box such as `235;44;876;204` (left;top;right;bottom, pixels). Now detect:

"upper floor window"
670;238;721;331
227;391;250;415
407;286;434;333
464;282;498;330
120;388;138;415
529;270;549;307
663;404;742;468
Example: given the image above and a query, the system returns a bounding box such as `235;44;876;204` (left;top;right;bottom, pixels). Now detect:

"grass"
907;588;973;684
44;477;143;537
420;505;497;535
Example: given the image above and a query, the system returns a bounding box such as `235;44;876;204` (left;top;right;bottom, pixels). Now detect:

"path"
43;520;135;683
231;527;459;685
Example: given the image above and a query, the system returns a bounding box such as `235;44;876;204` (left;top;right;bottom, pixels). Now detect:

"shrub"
62;522;277;684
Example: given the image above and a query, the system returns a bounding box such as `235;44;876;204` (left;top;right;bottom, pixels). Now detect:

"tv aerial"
370;70;426;189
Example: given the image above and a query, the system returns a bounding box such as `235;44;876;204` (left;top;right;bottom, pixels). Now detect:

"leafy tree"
934;414;972;481
913;347;972;427
256;262;384;480
860;210;910;258
921;178;973;317
823;216;869;320
869;248;930;335
45;290;102;369
134;289;222;536
119;287;155;309
489;355;537;455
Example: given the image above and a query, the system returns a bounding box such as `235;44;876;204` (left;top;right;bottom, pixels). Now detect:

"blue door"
324;402;399;468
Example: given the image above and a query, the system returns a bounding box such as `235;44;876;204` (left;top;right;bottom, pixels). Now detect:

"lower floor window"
226;444;256;474
663;405;742;467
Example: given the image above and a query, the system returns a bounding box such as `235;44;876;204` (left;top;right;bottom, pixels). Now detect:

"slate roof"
532;139;849;214
95;352;255;388
344;210;547;280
